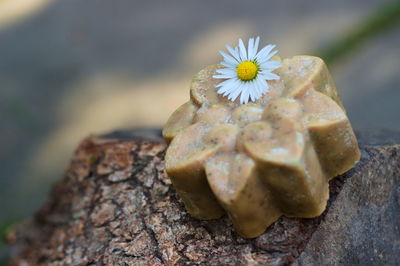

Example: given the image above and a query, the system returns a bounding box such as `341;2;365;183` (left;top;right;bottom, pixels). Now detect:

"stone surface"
297;139;400;265
7;129;400;265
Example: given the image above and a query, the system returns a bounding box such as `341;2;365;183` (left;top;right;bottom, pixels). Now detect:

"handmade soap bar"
163;56;360;238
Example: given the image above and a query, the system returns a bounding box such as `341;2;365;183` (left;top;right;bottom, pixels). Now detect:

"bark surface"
7;129;400;265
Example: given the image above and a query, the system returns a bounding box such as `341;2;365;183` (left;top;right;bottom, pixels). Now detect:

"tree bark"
7;129;400;265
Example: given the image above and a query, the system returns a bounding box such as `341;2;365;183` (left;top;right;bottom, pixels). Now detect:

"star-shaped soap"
163;38;360;238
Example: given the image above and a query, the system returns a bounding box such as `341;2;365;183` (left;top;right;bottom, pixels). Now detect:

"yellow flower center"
236;61;258;81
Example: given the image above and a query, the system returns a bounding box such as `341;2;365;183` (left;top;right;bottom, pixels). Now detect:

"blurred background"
1;0;400;262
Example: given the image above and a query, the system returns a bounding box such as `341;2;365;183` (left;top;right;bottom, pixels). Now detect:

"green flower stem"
319;0;400;66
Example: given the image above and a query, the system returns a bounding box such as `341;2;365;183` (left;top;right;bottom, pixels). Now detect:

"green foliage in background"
319;0;400;66
0;218;18;266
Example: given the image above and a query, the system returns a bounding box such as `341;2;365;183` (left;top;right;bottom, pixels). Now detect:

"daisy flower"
213;37;282;104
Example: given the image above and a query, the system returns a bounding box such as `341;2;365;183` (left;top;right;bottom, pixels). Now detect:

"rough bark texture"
7;129;400;266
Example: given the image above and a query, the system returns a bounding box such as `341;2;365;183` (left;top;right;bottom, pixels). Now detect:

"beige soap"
163;56;360;238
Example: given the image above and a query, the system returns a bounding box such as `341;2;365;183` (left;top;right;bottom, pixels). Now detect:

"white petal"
247;38;255;60
251;80;261;101
217;86;228;94
228;83;243;101
238;39;247;61
215;77;235;87
248;80;258;102
263;50;278;62
240;83;250;104
217;82;232;94
221;61;236;68
256;76;269;93
252;79;262;99
248;81;257;102
254;36;260;55
249;91;255;102
214;74;235;79
234;46;240;57
259;72;280;80
219;84;233;95
217;78;237;93
225;78;241;93
216;68;236;76
255;44;276;61
214;67;237;80
214;68;236;79
226;45;241;62
260;60;282;70
219;50;238;65
217;70;236;78
216;67;235;74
